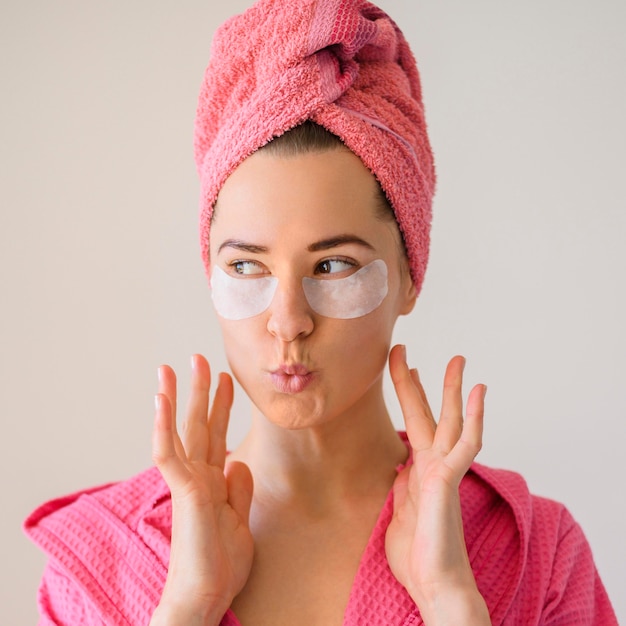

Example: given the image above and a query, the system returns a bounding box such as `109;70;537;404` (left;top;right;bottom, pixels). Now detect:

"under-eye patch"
302;259;388;319
211;266;278;320
211;259;388;321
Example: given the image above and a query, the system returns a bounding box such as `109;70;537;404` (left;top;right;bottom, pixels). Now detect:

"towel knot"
309;1;400;104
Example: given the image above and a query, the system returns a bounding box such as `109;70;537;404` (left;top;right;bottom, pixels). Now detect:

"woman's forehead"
217;149;378;208
212;149;385;235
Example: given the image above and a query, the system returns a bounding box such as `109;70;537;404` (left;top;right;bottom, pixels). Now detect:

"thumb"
391;466;410;515
225;461;254;523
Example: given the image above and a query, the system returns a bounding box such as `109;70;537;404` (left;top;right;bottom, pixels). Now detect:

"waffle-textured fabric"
195;0;435;294
24;434;617;625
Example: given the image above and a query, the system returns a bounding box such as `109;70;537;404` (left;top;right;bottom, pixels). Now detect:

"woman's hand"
385;345;491;625
150;355;254;626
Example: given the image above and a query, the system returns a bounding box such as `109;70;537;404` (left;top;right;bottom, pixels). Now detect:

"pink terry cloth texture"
194;0;435;294
24;434;618;625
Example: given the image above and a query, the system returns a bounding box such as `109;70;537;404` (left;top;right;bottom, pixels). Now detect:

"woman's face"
209;147;416;429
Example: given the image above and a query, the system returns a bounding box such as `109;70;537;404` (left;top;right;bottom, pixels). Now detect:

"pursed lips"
269;363;315;393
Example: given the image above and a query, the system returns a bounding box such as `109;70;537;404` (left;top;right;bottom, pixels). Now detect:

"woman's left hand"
384;345;491;625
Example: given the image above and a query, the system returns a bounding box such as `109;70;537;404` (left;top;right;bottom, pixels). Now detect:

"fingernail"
400;344;407;362
154;394;161;410
190;355;197;369
483;385;488;398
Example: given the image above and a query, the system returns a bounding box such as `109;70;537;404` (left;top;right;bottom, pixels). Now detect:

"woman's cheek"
218;321;260;379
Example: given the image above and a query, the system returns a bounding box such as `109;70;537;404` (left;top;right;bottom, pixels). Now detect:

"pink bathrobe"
24;434;617;625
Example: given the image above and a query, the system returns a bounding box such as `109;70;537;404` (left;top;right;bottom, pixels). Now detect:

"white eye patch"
211;266;278;320
301;259;388;319
211;259;388;321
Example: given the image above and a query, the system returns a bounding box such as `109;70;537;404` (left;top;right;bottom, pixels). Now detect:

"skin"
150;148;491;626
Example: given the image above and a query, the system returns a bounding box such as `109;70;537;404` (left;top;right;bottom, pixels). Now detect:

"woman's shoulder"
24;466;172;570
458;461;617;624
24;467;171;625
25;466;170;533
394;435;616;623
463;460;574;535
461;460;581;563
398;430;566;526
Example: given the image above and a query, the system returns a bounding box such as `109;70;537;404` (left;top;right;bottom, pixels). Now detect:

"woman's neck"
229;397;408;515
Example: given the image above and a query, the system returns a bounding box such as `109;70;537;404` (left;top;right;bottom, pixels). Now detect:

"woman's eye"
315;258;355;275
231;260;265;275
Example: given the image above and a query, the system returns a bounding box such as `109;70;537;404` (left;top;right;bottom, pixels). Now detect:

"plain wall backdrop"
2;0;624;623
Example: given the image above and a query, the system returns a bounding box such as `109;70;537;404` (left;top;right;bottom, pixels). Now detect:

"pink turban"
194;0;435;293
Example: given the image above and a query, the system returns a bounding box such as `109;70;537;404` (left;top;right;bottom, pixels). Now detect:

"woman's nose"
266;279;314;342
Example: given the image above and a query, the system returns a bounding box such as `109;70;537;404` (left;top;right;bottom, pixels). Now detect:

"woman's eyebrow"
218;235;375;254
307;235;375;252
217;239;269;254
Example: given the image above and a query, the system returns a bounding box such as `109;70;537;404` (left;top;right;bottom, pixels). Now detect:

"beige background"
2;0;625;623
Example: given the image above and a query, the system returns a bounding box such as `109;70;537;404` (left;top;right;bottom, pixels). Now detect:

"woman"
152;123;489;625
25;1;617;624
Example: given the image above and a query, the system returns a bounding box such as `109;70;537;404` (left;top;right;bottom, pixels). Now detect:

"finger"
434;356;465;453
446;383;486;475
158;365;185;459
225;461;254;524
389;344;436;451
182;354;212;461
409;367;436;426
152;393;191;490
207;372;234;468
158;364;177;420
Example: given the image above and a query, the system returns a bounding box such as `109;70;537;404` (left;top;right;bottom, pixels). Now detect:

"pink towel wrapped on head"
194;0;436;293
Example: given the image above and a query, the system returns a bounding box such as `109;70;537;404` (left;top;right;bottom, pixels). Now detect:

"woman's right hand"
150;354;254;626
